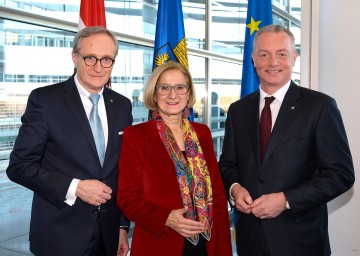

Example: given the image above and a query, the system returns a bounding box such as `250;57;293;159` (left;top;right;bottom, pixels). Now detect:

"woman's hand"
165;206;204;237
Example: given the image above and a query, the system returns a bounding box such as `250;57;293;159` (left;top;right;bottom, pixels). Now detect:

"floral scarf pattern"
155;114;213;245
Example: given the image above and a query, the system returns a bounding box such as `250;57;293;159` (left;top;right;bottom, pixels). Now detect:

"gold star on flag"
247;17;262;36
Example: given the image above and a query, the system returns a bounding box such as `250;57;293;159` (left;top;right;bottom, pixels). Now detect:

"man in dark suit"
219;25;355;256
6;26;132;256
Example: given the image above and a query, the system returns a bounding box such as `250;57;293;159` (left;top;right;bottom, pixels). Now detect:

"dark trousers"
182;235;208;256
83;217;107;256
248;219;270;256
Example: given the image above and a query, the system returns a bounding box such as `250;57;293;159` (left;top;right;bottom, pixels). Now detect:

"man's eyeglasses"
156;84;189;95
75;51;115;68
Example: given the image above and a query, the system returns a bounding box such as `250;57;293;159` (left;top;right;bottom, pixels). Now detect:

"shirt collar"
74;73;104;98
259;80;291;103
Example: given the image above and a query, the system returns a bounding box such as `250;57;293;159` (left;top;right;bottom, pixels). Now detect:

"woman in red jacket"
117;62;232;256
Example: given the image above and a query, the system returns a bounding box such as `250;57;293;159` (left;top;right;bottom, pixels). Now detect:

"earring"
182;104;190;119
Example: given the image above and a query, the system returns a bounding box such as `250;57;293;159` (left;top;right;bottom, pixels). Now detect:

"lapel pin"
291;106;295;110
110;99;113;103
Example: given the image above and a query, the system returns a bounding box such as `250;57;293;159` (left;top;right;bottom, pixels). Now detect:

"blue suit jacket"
219;82;355;256
7;76;132;256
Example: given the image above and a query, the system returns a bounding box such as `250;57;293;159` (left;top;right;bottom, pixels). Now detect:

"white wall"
318;0;360;255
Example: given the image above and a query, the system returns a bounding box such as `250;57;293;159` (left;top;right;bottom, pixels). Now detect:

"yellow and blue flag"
241;0;272;98
153;0;188;70
153;0;194;120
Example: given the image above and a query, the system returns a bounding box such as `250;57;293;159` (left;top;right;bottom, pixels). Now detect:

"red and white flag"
78;0;107;31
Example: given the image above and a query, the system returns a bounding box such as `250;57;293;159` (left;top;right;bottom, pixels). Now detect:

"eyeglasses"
75;51;115;68
156;84;189;95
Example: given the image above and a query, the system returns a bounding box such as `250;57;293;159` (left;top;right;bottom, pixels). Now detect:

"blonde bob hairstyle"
143;62;196;111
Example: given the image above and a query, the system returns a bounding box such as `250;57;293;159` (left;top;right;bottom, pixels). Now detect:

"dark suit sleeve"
6;89;72;206
218;103;240;199
285;97;355;216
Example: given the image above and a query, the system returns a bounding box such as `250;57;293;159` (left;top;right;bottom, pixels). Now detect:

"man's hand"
165;206;204;237
251;192;286;219
232;184;253;214
75;180;112;206
117;228;129;256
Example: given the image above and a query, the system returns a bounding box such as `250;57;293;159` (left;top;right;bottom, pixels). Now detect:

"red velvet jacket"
117;120;232;256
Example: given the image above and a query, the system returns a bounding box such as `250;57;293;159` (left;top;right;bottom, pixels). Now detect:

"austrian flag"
78;0;107;31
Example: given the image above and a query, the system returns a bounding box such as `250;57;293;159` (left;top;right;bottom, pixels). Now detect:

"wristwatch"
284;200;290;210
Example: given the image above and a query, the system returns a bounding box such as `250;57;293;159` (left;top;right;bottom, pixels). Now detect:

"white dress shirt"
65;74;109;206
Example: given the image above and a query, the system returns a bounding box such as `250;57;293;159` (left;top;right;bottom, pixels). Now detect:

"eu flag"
241;0;272;98
153;0;188;70
152;0;194;121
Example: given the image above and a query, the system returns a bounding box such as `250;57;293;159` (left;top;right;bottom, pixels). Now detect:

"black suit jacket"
6;76;132;256
219;82;355;256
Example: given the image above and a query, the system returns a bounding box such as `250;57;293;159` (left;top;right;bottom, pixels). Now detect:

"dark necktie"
260;96;275;161
89;94;105;166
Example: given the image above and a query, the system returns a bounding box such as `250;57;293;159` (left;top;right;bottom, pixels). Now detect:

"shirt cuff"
65;178;80;206
119;226;130;233
229;182;241;206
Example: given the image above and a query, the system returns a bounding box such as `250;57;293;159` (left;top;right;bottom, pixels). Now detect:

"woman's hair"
72;26;119;56
143;62;196;110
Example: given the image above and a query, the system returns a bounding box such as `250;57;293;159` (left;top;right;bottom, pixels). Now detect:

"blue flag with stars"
153;0;188;70
241;0;272;98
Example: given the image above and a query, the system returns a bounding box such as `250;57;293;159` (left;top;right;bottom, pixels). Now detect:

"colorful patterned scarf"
155;114;213;245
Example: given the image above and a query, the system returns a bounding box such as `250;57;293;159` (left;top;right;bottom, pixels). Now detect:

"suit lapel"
262;82;301;165
103;89;115;167
246;92;262;169
146;120;184;199
63;77;99;161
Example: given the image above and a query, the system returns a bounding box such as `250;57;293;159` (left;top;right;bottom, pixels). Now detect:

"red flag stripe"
79;0;107;30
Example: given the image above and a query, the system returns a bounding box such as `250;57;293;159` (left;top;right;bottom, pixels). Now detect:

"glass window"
290;22;301;84
211;0;246;57
1;0;206;48
113;42;153;125
184;0;206;50
211;60;241;159
290;0;301;20
188;55;206;122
